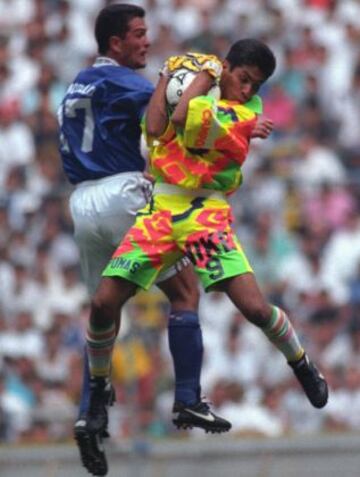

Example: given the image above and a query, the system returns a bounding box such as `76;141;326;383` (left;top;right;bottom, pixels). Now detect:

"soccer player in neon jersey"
83;39;329;443
58;4;230;476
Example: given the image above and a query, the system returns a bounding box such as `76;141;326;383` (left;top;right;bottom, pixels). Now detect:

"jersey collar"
93;56;120;67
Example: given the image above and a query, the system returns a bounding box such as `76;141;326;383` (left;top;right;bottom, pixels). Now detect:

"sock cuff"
169;310;199;328
271;305;280;319
261;305;280;330
87;323;116;344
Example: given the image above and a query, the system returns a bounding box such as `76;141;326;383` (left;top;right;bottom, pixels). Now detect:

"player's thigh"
174;198;252;292
157;259;200;311
70;172;149;245
74;221;115;295
103;208;181;291
69;176;149;292
191;243;253;292
216;272;271;326
96;175;150;248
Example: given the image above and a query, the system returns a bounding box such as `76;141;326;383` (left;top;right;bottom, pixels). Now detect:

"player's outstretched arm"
145;74;170;138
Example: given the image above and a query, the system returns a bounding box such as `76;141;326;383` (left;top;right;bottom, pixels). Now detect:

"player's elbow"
146;121;165;138
170;112;186;129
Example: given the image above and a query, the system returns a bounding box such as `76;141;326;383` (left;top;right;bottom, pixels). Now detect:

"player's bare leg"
220;273;328;408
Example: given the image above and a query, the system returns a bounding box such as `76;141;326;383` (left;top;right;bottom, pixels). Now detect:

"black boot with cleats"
74;420;108;477
74;377;115;476
289;353;328;408
173;400;231;434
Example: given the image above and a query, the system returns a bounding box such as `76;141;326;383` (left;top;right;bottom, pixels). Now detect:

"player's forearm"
145;75;169;137
171;71;214;129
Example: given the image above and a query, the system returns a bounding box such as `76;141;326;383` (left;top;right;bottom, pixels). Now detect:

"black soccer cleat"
289;353;328;408
74;378;115;476
172;401;232;434
74;419;108;476
86;377;114;434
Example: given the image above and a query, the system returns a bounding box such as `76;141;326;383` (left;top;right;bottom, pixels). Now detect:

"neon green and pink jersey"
146;94;262;195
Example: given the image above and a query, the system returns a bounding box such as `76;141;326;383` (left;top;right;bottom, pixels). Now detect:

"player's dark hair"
95;3;145;54
226;38;276;79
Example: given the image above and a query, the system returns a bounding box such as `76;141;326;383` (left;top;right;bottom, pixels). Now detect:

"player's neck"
93;56;120;67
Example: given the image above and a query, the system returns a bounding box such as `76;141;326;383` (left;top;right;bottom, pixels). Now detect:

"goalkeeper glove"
159;52;222;81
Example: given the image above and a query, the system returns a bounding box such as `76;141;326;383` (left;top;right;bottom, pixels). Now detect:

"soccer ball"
166;67;220;108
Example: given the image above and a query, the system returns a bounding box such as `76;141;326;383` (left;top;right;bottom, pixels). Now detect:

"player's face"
220;62;265;103
112;17;150;69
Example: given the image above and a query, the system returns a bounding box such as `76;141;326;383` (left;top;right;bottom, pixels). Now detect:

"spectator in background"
302;181;356;232
0;103;35;189
183;9;231;57
337;59;360;158
293;133;346;192
321;208;360;304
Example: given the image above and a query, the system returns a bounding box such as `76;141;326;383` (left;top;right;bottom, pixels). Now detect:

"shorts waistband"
153;183;227;201
75;171;146;188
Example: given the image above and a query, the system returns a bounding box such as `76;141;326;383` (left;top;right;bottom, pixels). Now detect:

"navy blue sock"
78;346;90;418
168;310;203;406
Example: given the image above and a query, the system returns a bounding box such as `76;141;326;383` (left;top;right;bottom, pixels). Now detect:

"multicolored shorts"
103;185;253;291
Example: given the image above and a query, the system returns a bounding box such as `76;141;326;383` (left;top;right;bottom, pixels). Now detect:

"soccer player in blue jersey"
58;4;230;476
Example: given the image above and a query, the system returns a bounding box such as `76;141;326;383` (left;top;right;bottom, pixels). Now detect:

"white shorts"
69;172;187;294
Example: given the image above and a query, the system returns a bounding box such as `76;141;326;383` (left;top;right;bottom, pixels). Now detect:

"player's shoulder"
106;65;153;92
72;65;95;84
219;95;263;115
75;63;153;93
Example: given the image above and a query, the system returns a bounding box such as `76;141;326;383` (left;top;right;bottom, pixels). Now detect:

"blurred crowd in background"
0;0;360;444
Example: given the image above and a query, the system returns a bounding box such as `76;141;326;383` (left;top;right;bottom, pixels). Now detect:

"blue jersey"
58;57;154;184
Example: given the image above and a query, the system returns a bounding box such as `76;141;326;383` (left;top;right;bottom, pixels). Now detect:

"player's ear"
109;35;123;55
222;60;230;72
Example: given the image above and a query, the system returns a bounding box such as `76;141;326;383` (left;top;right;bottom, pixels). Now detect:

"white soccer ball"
166;67;220;108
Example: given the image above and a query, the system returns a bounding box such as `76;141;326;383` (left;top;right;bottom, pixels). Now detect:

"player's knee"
91;277;130;315
91;291;117;318
243;301;272;327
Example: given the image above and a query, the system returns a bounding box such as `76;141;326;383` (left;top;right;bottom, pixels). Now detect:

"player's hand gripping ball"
162;53;222;108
